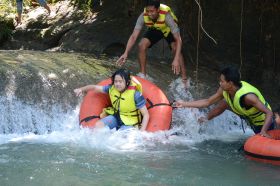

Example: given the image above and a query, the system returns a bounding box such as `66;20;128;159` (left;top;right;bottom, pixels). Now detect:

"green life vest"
223;81;271;126
105;80;142;126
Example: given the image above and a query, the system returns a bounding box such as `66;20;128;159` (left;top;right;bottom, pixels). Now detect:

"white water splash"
0;96;79;134
5;71;16;101
0;76;252;152
168;78;253;143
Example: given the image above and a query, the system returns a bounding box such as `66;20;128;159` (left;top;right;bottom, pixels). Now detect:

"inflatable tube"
244;130;280;165
79;76;172;132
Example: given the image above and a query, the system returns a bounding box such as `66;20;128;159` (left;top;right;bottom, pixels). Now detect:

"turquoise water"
1;135;280;186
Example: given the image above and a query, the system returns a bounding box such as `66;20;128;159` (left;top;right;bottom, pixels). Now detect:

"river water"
0;51;279;186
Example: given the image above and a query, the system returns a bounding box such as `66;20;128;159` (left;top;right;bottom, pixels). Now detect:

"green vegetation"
0;17;14;44
0;0;15;44
70;0;101;11
0;0;15;15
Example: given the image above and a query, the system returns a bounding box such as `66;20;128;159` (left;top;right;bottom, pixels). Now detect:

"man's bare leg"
43;4;51;14
95;120;106;128
179;53;187;80
16;13;22;25
138;38;151;75
15;0;23;26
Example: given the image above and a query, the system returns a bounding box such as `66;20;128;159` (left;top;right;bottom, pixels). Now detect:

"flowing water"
0;51;280;186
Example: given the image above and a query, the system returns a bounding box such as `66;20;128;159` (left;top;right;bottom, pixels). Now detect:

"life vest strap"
156;21;165;24
121;110;138;114
249;111;263;118
127;86;136;90
253;120;265;124
159;10;168;14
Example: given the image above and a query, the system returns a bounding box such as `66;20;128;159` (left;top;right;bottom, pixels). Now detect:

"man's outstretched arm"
116;13;144;66
116;29;141;66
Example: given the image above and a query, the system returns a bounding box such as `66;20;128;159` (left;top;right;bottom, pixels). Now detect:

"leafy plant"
0;16;14;44
71;0;101;11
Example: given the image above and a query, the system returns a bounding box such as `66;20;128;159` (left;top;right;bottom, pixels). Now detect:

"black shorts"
143;28;175;48
251;120;276;134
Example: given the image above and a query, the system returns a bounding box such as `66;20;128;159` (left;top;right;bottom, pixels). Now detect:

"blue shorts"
100;115;135;130
16;0;47;14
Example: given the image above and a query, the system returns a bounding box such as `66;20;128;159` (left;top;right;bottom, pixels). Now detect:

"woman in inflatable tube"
74;69;149;131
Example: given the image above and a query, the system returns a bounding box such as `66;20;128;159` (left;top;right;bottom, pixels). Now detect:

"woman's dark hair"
145;0;160;8
111;69;131;88
221;66;242;87
274;106;280;115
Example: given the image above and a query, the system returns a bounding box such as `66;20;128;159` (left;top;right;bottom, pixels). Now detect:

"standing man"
117;0;187;82
15;0;51;26
174;66;275;138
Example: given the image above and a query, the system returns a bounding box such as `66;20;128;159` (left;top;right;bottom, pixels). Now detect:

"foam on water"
0;77;252;152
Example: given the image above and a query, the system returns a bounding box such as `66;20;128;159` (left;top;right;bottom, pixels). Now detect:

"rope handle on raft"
81;99;177;124
80;115;100;124
146;98;177;110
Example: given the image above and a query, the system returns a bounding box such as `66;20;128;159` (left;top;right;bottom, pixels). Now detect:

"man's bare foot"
137;72;146;79
15;17;22;26
197;116;208;124
182;78;188;89
44;4;51;15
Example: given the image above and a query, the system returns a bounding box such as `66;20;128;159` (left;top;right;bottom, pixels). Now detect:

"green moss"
0;50;117;107
0;0;16;15
0;16;14;44
0;51;113;80
70;0;101;11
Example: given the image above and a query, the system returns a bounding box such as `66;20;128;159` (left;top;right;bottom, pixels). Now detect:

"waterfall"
0;50;251;143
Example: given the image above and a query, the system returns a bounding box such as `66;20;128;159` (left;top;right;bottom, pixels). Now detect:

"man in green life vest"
116;0;187;83
174;66;275;138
